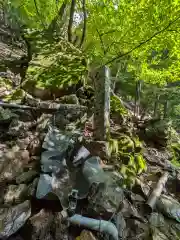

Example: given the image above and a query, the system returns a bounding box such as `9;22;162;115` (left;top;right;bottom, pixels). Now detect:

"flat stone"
0;200;31;239
4;184;28;204
16;170;38;184
36;174;53;199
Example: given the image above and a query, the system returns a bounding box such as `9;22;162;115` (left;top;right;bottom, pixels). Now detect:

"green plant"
110;95;128;116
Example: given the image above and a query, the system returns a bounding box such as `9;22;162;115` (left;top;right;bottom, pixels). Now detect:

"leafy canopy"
4;0;180;84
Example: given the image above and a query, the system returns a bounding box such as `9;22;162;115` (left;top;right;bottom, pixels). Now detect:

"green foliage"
108;138;119;156
169;143;180;167
3;89;25;102
25;37;87;89
5;0;63;30
110;95;128;116
0;77;12;89
108;134;146;189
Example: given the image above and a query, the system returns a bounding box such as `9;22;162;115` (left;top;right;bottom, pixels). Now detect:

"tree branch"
96;28;106;55
0;102;87;113
79;0;87;47
100;29;119;36
68;0;76;42
105;15;180;65
33;0;45;29
46;0;67;34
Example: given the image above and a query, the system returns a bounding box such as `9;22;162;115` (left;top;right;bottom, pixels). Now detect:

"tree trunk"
46;1;67;34
79;0;87;47
134;80;142;117
163;100;169;119
153;94;160;117
68;0;76;42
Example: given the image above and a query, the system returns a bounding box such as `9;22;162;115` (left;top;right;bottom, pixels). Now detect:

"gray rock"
16;170;38;184
149;212;180;240
41;150;66;174
36;174;53;199
42;127;75;151
29;209;54;240
114;212;126;239
157;195;180;223
36;172;72;208
0;200;31;239
4;184;28;204
0;151;29;183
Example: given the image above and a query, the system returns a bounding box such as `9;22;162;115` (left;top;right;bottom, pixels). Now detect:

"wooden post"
93;66;110;141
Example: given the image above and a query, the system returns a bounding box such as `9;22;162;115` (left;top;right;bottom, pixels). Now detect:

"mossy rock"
24;38;87;99
145;119;172;147
169;142;180;167
3;89;26;103
0;107;18;122
0;77;12;89
59;94;79;104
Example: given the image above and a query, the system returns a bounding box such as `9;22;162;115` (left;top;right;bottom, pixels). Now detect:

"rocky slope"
0;91;180;240
0;27;180;240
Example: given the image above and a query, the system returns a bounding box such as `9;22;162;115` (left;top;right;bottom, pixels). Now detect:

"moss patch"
110;95;128;116
25;37;87;90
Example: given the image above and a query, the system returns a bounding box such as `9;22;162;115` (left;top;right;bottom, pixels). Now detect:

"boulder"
143;119;172;147
23;38;86;100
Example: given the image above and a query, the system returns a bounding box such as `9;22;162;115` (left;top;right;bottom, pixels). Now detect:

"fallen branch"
145;172;169;214
0;102;87;113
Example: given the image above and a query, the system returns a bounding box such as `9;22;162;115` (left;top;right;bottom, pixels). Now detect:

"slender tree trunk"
163;100;169;119
79;0;87;47
134;80;142;117
46;1;67;34
153;94;160;117
68;0;76;42
33;0;45;28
